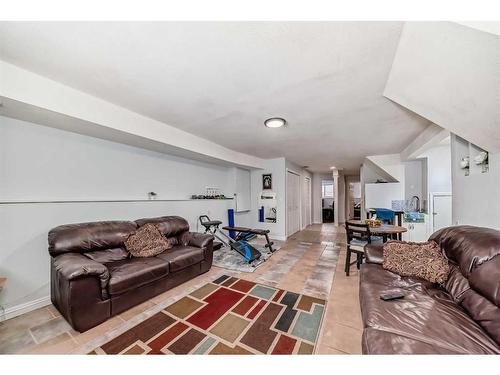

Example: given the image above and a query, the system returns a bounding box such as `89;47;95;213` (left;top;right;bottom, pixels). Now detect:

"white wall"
0;115;244;316
404;159;425;202
249;158;286;240
418;144;452;194
451;134;500;229
0;117;235;202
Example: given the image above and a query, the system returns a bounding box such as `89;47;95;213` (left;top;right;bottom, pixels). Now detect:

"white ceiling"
0;22;429;173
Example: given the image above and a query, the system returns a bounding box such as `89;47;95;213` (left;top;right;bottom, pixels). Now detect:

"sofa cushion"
382;240;449;284
135;216;189;238
360;263;433;292
84;247;130;263
125;223;173;258
364;244;383;265
360;264;500;354
362;328;461;354
107;258;169;295
156;245;204;273
48;221;137;256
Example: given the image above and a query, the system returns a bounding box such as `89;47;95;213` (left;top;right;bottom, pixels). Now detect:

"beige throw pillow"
383;240;450;284
125;223;173;258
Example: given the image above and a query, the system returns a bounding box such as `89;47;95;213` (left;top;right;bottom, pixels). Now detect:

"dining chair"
344;221;375;276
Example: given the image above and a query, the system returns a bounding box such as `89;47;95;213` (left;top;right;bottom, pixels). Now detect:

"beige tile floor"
0;224;362;354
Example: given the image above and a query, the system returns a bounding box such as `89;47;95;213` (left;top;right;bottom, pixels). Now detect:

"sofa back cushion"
430;225;500;277
135;216;189;238
48;221;137;256
431;225;500;306
431;225;500;344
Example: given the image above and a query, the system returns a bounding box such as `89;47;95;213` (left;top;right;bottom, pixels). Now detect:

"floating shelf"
0;198;234;205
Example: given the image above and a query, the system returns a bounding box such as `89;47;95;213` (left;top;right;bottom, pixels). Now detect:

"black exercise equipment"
198;215;262;263
222;225;275;253
199;215;223;251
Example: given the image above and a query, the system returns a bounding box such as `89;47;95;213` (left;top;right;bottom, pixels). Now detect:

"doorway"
432;193;452;232
286;170;301;236
321;179;334;223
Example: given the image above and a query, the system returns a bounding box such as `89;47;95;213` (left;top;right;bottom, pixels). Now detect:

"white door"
303;177;312;228
433;195;452;232
287;171;301;236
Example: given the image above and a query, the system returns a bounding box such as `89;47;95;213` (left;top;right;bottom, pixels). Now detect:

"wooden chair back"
345;221;372;244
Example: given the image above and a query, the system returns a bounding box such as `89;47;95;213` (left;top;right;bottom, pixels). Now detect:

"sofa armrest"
53;253;109;298
365;244;384;265
188;232;214;249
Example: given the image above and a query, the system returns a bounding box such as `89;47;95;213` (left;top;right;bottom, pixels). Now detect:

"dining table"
347;220;407;242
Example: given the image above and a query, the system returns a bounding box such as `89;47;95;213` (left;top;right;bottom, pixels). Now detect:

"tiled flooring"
0;224;362;354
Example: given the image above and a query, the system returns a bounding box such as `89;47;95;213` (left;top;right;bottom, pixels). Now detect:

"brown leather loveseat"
360;225;500;354
48;216;213;332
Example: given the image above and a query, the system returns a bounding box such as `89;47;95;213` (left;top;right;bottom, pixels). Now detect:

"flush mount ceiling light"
264;117;286;128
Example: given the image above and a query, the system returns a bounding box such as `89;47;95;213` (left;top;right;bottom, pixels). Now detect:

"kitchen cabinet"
402;214;431;242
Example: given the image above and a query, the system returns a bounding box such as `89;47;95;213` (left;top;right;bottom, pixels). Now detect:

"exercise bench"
222;226;275;253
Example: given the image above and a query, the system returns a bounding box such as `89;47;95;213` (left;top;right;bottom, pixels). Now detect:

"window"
322;180;334;198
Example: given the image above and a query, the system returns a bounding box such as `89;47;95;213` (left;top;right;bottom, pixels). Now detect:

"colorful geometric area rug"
90;275;326;355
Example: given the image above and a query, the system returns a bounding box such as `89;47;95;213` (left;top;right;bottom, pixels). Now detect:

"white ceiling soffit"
0;22;430;173
456;22;500;37
365;154;403;182
0;61;265;169
400;122;449;161
384;22;500;153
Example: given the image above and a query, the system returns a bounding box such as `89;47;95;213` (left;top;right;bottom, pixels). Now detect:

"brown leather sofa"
360;225;500;354
48;216;213;332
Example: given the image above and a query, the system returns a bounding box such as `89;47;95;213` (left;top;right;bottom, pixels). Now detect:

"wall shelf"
453;134;489;177
0;198;234;205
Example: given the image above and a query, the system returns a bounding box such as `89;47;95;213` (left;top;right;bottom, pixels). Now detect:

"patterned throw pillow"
383;240;450;284
125;223;174;258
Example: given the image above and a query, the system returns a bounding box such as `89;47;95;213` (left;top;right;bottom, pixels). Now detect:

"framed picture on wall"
262;174;272;190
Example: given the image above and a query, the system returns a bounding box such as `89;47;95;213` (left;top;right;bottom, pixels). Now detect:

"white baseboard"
2;295;51;321
269;234;287;242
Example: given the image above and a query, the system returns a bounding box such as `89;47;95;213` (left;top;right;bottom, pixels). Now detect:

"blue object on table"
227;209;235;239
375;208;395;223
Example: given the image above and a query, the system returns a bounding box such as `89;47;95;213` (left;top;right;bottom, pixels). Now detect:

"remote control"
380;292;405;301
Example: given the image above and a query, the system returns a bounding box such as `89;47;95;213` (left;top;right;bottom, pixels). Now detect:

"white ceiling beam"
0;60;266;169
401;122;449;160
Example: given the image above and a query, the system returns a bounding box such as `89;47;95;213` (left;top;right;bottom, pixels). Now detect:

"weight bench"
222;226;275;253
